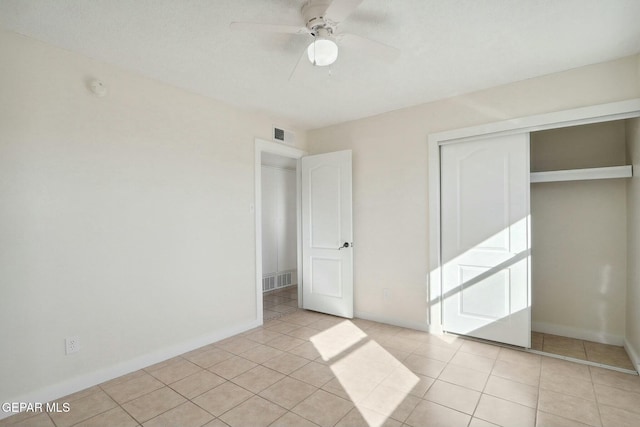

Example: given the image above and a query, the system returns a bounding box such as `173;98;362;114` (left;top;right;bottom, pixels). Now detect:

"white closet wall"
261;162;297;291
626;118;640;365
531;121;628;344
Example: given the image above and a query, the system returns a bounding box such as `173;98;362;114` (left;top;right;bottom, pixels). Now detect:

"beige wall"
0;30;305;405
3;26;640;407
530;121;628;343
626;118;640;369
530;121;627;171
307;55;640;330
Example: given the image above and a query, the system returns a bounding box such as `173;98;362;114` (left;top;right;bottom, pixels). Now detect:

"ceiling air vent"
273;126;295;145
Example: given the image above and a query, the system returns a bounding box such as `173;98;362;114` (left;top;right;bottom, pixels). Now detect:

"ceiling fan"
230;0;399;78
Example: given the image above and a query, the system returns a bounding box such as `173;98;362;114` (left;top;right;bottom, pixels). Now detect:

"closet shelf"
530;165;633;183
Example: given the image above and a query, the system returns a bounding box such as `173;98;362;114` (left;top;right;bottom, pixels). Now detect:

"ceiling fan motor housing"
303;1;336;36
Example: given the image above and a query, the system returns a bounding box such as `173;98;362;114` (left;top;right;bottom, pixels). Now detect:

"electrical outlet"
65;336;80;355
383;288;391;300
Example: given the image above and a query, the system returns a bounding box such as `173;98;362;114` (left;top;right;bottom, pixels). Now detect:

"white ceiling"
1;0;639;130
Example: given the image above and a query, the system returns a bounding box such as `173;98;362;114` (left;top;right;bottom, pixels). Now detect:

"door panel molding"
302;150;353;318
441;133;530;347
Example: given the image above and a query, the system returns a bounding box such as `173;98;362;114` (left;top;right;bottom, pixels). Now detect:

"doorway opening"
528;119;636;372
255;141;355;323
254;139;305;324
261;151;299;320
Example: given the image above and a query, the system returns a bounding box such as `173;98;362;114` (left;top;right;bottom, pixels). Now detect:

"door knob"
338;242;351;250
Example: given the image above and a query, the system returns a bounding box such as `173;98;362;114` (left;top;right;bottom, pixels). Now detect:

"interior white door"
301;150;353;318
441;133;531;347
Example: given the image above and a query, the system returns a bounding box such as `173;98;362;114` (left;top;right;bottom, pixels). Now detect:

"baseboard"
355;311;429;332
624;339;640;373
532;321;624;346
0;318;260;421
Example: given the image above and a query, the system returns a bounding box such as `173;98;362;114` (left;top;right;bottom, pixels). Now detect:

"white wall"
0;30;306;406
261;165;297;280
261;166;279;276
530;122;628;344
307;54;640;330
626;117;640;369
277;169;297;273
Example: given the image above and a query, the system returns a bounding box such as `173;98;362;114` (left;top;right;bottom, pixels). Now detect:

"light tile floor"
531;332;635;371
263;287;299;321
2;310;640;427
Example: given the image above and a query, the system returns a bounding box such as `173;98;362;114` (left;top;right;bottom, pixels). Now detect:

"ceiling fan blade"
288;48;311;81
324;0;365;23
230;22;307;35
339;33;400;63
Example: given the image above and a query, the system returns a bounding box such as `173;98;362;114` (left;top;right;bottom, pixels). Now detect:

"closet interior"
261;152;299;320
529;119;638;371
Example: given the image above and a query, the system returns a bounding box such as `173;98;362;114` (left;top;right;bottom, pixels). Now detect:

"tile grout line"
591;369;605;427
143;326;631;426
535;342;542;427
471;345;499;423
191;329;323;427
61;326;635;427
6;309;640;427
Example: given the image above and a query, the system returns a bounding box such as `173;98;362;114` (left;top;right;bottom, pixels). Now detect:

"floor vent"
262;275;276;292
263;270;297;292
277;272;292;288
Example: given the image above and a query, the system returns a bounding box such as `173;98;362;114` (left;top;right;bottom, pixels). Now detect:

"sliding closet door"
441;133;531;348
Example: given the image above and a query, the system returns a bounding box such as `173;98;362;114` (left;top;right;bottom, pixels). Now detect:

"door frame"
427;98;640;334
254;138;307;324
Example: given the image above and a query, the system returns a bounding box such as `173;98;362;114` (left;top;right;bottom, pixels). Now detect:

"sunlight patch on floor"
310;320;419;427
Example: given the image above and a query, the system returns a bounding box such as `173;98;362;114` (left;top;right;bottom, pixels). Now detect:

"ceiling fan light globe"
307;38;338;66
